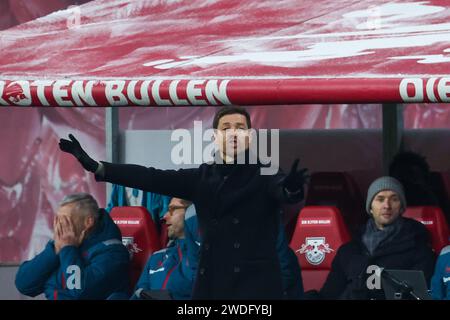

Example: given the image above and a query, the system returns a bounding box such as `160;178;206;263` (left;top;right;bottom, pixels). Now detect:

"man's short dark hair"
212;106;252;129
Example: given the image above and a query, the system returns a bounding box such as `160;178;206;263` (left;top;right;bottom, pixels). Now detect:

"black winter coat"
320;217;435;300
97;161;303;299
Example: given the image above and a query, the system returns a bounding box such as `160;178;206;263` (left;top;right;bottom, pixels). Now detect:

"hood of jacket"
80;208;123;252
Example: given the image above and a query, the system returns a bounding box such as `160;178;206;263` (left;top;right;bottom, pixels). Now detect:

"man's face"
163;198;186;240
370;190;402;229
56;202;88;239
214;113;251;160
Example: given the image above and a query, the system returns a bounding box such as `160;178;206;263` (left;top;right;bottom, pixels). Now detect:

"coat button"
211;218;219;226
233;266;240;273
204;243;210;250
232;217;239;224
199;268;206;275
233;242;240;249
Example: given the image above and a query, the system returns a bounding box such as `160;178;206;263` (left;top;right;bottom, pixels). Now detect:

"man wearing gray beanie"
320;176;435;300
365;176;407;230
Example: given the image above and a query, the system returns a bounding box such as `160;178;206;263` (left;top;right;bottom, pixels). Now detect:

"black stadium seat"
305;172;366;233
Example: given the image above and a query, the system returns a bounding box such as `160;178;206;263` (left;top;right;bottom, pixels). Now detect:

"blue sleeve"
276;224;304;299
431;250;450;300
54;244;130;300
15;241;60;297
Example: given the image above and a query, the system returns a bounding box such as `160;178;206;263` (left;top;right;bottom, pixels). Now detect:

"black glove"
59;134;99;173
283;159;309;193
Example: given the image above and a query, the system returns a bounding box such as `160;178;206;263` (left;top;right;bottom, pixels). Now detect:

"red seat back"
289;206;351;292
110;206;162;290
305;172;366;232
403;206;450;254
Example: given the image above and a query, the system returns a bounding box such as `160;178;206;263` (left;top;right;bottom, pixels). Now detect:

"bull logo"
4;81;31;105
297;237;334;265
122;236;142;259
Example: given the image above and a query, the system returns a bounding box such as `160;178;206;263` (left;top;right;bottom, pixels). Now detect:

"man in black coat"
320;176;435;300
59;107;308;300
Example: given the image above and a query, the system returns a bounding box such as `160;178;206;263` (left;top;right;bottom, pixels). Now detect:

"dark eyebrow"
169;205;186;210
221;122;246;128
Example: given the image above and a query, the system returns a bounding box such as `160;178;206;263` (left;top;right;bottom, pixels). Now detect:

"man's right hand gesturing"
59;134;99;173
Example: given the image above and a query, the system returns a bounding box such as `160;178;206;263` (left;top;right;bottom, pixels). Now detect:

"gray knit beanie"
366;176;407;215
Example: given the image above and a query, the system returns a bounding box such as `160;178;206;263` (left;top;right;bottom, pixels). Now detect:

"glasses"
167;206;187;214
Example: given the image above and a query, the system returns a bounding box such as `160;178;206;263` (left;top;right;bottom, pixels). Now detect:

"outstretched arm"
59;134;199;201
97;162;198;201
59;134;99;173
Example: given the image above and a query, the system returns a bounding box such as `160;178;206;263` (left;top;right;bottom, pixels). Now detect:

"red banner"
0;78;449;107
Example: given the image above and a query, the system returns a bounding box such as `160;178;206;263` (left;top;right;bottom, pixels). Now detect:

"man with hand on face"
15;193;130;300
59;106;309;299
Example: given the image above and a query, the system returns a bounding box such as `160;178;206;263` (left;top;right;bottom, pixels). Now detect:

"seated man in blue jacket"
15;193;130;300
132;197;200;300
132;197;303;300
431;244;450;300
